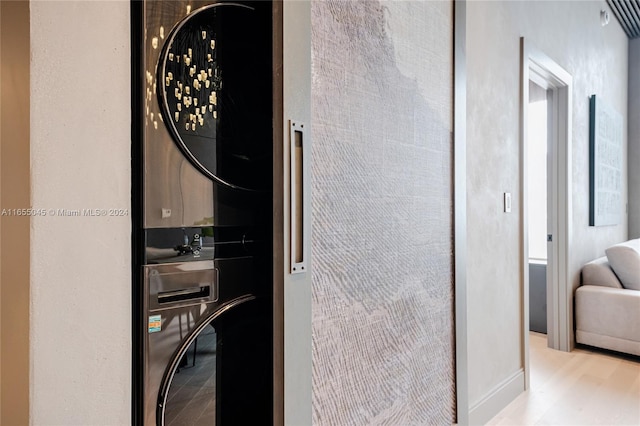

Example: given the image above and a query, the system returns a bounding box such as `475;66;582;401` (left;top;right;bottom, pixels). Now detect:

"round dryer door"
158;2;272;191
157;299;271;425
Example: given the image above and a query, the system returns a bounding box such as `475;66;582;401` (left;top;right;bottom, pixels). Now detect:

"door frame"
453;0;469;424
273;1;312;425
520;38;573;387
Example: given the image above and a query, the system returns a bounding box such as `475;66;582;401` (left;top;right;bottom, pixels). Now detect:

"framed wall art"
589;95;623;226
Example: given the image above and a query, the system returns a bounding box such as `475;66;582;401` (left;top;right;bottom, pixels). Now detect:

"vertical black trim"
131;0;145;424
589;95;596;227
271;1;284;424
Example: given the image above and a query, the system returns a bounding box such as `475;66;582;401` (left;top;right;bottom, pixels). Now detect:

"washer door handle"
157;285;210;304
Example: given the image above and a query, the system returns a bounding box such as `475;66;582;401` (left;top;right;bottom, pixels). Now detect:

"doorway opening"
527;80;549;336
521;38;573;389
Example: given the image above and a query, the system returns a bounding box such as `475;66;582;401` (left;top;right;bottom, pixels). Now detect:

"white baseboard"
468;369;525;425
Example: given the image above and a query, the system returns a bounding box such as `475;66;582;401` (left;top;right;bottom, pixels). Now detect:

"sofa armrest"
581;257;623;289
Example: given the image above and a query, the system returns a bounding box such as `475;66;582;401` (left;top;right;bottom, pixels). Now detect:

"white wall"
467;0;628;422
629;38;640;239
30;1;131;423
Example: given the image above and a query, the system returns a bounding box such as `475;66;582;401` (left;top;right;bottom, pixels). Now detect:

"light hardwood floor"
487;332;640;425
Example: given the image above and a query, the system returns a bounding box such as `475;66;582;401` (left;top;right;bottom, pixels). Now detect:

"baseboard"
468;369;525;425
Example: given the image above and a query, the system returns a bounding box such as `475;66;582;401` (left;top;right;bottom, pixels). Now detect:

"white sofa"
575;239;640;356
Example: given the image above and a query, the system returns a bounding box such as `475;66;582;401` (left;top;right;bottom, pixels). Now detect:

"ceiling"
608;0;640;38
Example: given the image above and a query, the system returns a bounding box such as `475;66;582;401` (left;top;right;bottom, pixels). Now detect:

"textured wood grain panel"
310;1;455;424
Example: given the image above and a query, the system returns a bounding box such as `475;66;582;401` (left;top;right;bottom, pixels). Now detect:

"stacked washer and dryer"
133;1;273;424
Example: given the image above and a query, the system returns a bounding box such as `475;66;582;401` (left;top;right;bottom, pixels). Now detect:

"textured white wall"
467;0;628;415
30;1;131;423
311;0;455;423
629;38;640;239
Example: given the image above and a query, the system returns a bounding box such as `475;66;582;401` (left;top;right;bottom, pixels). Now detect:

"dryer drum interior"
157;2;272;191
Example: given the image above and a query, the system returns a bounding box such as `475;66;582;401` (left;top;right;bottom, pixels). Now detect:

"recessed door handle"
290;120;308;274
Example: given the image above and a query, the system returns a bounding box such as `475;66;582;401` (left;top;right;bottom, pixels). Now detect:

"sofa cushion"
605;239;640;291
581;257;623;289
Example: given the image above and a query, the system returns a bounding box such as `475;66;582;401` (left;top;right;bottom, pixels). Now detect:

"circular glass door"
161;325;218;425
158;2;272;191
157;300;271;425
